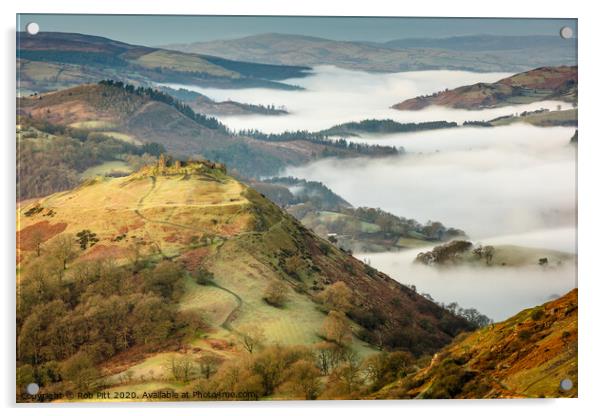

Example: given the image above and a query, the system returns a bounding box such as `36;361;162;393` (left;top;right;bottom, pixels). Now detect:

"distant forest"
320;119;458;136
240;129;400;156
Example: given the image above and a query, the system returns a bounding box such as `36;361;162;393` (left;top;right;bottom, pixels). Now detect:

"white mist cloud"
163;66;569;133
360;248;576;321
166;67;577;319
286;124;576;240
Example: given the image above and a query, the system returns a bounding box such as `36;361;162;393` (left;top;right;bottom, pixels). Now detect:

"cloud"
286;124;576;240
361;248;576;321
169;66;577;319
163;66;569;134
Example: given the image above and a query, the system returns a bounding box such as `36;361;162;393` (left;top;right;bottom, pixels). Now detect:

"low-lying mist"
286;124;576;240
169;65;577;320
164;66;569;133
359;247;576;321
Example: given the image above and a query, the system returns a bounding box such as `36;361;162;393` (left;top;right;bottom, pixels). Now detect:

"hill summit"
17;158;473;400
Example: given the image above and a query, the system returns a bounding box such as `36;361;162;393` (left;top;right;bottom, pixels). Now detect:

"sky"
17;14;577;46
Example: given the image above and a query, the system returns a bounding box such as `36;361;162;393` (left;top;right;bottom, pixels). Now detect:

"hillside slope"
17;83;396;179
17;161;470;351
393;66;577;110
16;160;473;400
375;289;577;399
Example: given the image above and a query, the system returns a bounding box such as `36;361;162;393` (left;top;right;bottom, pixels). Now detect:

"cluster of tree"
320;119;458;136
463;120;493;127
438;302;493;328
16;234;203;394
238;129;399;156
17;119;166;199
263;280;290;308
415;240;474;265
343;207;465;241
416;241;498;267
223;101;287;115
183;343;419;400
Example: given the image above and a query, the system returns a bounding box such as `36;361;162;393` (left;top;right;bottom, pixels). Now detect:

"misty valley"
167;66;577;321
16;20;578;401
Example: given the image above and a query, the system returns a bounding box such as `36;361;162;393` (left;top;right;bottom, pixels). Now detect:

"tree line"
17;232;204;394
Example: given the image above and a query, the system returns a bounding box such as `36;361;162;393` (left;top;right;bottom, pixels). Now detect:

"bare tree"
240;324;265;354
198;355;221;379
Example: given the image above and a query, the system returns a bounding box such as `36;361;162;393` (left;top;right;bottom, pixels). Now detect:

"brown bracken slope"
374;289;578;399
393;66;577;110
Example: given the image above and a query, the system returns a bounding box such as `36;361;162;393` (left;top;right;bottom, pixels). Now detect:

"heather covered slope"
374;289;578;399
393;66;577;110
16;160;473;400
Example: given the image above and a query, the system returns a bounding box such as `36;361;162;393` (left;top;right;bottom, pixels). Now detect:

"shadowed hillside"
374;289;577;399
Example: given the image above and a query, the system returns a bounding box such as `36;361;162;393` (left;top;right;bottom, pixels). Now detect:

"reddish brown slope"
393;66;577;110
375;289;578;399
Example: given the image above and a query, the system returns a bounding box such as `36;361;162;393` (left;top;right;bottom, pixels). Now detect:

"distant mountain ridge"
382;34;575;51
163;33;576;73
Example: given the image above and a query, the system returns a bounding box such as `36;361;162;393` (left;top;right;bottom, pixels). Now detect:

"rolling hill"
163;33;576;73
393;66;577;110
16;159;473;400
375;289;577;398
17;82;397;180
17;31;311;94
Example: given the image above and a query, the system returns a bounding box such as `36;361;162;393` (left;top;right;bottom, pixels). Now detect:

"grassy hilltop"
17;159;474;401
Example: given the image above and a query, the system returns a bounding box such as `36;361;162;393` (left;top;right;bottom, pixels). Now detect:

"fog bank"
359;247;576;321
286;124;576;239
164;66;569;133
